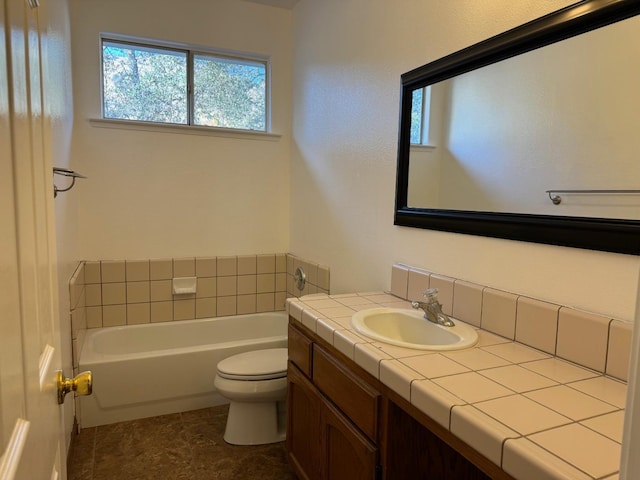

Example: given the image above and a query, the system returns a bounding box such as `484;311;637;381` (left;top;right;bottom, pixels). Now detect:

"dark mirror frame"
395;0;640;255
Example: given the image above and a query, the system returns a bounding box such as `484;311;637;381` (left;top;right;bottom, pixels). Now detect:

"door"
0;0;65;478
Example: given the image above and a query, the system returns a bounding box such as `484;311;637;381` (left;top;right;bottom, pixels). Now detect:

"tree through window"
101;38;268;131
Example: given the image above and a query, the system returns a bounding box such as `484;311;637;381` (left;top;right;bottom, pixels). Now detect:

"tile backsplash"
390;263;633;382
69;252;330;371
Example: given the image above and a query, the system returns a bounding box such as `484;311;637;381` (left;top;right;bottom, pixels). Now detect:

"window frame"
99;33;271;133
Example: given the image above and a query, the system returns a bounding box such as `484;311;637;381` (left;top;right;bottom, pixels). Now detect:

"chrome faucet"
411;288;455;327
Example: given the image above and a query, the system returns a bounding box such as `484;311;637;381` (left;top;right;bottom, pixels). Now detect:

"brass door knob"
56;370;92;405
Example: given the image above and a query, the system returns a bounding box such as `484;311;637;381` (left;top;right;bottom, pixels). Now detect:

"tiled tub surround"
286;288;630;480
68;254;329;372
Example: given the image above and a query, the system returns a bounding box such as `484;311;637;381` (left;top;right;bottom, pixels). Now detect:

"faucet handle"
423;288;439;302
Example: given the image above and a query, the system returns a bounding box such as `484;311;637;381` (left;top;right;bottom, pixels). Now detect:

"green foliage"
102;41;266;130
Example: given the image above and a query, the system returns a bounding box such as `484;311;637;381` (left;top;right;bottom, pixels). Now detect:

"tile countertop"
286;292;627;480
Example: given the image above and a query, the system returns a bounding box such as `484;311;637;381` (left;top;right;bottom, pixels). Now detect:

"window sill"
410;144;437;151
89;118;282;141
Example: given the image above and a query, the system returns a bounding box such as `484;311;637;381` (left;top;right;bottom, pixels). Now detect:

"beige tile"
316;318;341;344
216;296;237;316
479;365;557;393
274;292;287;311
127;303;150;325
481;342;549;364
411;379;466;429
287;300;303;321
581;410;625;443
150;280;172;302
304;262;318;286
237;275;257;295
316;306;355;319
443;348;511;370
317;266;330;291
86;306;103;328
217;276;237;297
407;268;430;301
474;394;570;435
520;357;599;384
503;438;592;480
174;299;195;320
524;385;617;421
301;309;321;332
302;298;342;309
556;308;610;372
85;284;102;307
390;264;409;299
475;329;511;347
363;293;401;304
196;277;216;298
195;257;216;277
334;296;375;307
71;308;86;336
196;297;217;318
101;260;125;283
429;274;454;315
334;330;368;360
150;259;173;280
607;320;633;381
452;280;483;327
150;301;173;323
433;372;513;403
275;273;287;292
217;256;237;276
102;283;126;305
450;405;518;466
84;261;101;284
401;353;470;379
481;288;517;339
256;293;275;312
275;253;287;273
125;260;149;282
354;343;392;379
126;281;150;304
373;341;438;359
102;305;126;327
237;294;256;314
286;254;295;274
256;273;275;293
568;376;627;409
256;254;275;274
529;423;621;478
237;255;256;275
173;258;195;277
70;283;85;310
515;297;559;354
380;359;424;401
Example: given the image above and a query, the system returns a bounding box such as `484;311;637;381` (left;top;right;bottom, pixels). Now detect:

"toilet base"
223;400;286;445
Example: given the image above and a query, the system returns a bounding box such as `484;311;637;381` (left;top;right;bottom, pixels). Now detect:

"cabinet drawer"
313;345;379;441
288;323;313;377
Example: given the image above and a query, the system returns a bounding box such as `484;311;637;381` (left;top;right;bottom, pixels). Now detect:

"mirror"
395;0;640;255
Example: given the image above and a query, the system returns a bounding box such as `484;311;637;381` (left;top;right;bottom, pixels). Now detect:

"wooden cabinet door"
323;399;378;480
286;363;323;480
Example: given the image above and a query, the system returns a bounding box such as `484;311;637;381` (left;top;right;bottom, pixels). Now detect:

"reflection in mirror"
407;13;640;219
395;0;640;255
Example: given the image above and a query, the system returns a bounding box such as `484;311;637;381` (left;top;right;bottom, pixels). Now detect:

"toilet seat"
216;348;287;381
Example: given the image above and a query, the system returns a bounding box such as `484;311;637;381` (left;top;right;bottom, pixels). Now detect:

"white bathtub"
78;311;288;427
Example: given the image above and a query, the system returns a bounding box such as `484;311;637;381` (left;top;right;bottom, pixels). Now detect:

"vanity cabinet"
287;324;381;480
287;319;514;480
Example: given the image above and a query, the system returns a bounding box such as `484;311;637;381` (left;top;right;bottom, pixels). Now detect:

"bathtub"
78;311;288;427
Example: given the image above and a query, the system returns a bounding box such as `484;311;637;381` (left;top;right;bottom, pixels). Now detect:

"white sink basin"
351;308;478;351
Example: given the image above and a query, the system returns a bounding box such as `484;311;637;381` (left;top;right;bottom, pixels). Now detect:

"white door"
0;0;66;478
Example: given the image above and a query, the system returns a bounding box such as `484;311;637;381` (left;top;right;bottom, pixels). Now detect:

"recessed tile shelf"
287;279;629;480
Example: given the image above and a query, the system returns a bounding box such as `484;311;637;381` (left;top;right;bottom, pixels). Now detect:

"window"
101;38;268;132
410;86;432;145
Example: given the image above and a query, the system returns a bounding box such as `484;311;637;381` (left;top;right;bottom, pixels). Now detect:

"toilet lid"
217;348;288;381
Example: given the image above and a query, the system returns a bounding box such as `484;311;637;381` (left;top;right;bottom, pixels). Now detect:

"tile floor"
67;405;297;480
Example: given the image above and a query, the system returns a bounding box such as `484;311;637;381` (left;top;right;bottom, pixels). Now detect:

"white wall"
67;0;292;260
290;0;640;322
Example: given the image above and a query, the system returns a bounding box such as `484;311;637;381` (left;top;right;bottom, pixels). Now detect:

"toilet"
213;347;288;445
